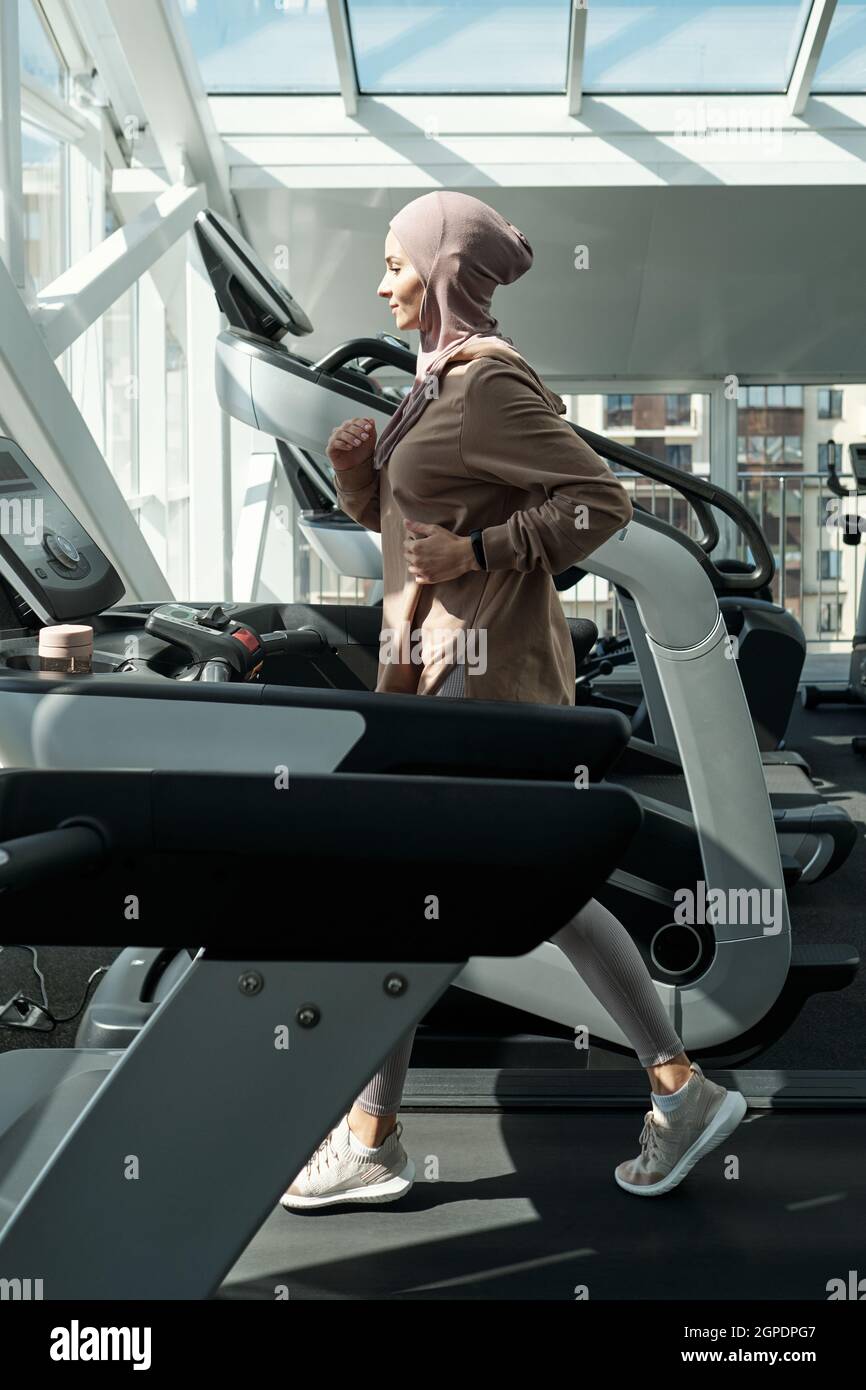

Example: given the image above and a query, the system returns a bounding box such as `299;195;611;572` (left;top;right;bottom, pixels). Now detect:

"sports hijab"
373;190;533;470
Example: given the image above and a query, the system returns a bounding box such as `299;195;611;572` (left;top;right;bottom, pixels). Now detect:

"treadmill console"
194;209;313;342
0;437;124;623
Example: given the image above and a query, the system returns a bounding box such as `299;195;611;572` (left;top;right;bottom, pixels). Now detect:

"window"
784;385;804;407
747;434;765;464
783;436;803;464
817;388;844;419
666;444;692;469
166;328;190;596
179;0;341;93
20;120;67;291
813;0;866;92
819;550;842;580
665;394;691;426
767;385;785;407
818;441;846;473
820;602;844;633
19;0;67;97
583;0;813;93
765;436;783;465
605;394;633;427
346;0;572;94
178;0;340;93
103;284;139;498
747;385;766;408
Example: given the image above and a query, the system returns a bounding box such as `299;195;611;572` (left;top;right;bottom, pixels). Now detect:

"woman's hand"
327;417;377;472
404;520;481;583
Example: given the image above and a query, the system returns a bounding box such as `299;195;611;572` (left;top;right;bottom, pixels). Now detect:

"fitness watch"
469;528;487;571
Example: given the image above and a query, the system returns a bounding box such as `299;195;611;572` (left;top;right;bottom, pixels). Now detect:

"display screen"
0;451;28;483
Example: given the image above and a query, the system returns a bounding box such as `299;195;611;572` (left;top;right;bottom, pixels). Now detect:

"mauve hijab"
373;190;533;470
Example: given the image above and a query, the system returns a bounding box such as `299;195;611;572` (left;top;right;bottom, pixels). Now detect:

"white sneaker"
280;1115;415;1210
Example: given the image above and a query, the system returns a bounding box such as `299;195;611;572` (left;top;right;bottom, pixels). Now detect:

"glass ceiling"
813;1;866;92
178;0;866;97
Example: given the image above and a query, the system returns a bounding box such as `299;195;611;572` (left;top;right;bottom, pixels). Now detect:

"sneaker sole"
280;1158;416;1211
615;1088;748;1197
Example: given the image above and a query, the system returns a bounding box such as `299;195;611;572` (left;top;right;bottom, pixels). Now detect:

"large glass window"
103;284;139;498
19;0;67;97
583;0;813;93
166;328;190;596
347;0;572;93
813;1;866;92
20;121;67;291
178;0;340;93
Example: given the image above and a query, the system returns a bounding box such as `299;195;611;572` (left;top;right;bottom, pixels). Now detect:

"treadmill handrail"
571;423;774;593
314;338;418;377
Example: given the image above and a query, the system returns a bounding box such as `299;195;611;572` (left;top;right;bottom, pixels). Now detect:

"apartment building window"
818;388;843;419
666;444;692;469
665;394;690;426
783;435;803;464
605;394;633;428
820;601;844;633
747;434;765;464
818;441;847;473
819;549;842;580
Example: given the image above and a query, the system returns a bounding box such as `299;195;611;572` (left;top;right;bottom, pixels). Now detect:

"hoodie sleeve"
332;457;381;533
458;359;633;573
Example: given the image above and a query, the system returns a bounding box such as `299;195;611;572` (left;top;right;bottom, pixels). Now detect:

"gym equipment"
0;426;855;1069
801;443;866;755
575;557;806;754
196;207;853;891
0;766;642;1298
195;208;806;753
0;207;857;1070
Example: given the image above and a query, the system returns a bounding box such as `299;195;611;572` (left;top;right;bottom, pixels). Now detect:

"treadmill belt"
222;1109;866;1301
618;766;820;813
610;773;691;810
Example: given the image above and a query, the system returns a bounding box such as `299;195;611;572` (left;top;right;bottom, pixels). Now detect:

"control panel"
0;438;124;623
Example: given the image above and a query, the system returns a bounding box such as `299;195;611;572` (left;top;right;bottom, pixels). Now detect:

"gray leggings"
354;663;684;1115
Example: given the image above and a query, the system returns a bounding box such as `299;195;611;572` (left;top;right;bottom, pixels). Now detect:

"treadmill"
196;208;855;894
0;424;856;1065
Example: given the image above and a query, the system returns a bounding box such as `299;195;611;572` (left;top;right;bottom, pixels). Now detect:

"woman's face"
378;229;424;332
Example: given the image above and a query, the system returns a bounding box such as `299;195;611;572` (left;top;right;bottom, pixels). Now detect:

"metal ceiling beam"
101;0;237;223
0;253;170;601
566;0;588;117
788;0;837;117
326;0;359;118
34;182;205;358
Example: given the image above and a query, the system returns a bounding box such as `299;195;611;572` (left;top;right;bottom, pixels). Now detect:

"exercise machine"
195;208;853;892
0;766;641;1298
0;420;856;1074
801;442;866;754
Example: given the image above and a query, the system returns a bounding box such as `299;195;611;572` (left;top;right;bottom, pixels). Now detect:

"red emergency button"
231;628;261;654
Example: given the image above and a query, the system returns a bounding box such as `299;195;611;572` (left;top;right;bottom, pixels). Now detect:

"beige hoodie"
333;343;634;704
